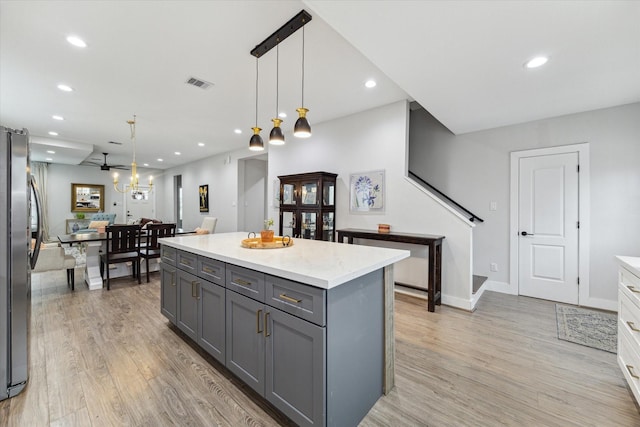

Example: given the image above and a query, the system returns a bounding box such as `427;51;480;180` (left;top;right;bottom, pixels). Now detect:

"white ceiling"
2;1;639;169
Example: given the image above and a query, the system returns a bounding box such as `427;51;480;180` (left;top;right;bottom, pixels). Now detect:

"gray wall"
409;102;640;304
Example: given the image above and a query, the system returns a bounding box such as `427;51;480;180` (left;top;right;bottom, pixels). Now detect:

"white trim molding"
509;143;594;308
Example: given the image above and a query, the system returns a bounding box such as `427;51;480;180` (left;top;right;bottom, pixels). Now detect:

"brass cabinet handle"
180;259;192;267
627;364;640;379
191;281;200;298
628;321;640;332
279;293;301;304
256;309;263;334
235;278;252;287
203;266;215;273
170;271;176;286
196;282;200;300
264;312;271;337
627;285;640;294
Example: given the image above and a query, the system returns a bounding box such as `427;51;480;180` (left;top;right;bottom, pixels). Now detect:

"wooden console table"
336;228;445;312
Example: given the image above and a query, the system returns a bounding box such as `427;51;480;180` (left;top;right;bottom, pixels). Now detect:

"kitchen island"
159;232;409;427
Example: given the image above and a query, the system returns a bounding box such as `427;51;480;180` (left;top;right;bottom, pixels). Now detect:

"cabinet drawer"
621;267;640;307
177;250;197;273
226;264;265;302
161;245;177;266
266;275;326;326
619;330;640;404
620;291;640;349
198;256;225;286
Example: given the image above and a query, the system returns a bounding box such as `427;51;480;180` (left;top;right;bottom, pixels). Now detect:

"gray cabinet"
160;264;177;324
160;245;382;427
266;307;325;427
176;269;198;341
225;289;265;393
225;265;326;427
199;279;225;364
173;258;226;365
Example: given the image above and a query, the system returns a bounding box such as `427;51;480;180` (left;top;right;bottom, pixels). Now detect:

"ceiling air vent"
186;76;213;90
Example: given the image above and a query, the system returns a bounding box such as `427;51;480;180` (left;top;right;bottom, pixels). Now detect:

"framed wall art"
349;170;385;213
199;184;209;212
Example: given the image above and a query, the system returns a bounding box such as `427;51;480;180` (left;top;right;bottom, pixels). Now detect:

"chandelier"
113;114;153;196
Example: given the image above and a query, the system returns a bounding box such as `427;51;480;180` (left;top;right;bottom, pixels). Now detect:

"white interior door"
124;187;155;222
518;152;579;304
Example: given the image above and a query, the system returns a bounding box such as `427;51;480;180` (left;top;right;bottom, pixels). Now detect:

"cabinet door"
300;180;319;207
265;308;326;427
300;211;317;240
198;280;225;364
160;264;177;324
280;210;296;238
177;270;199;341
281;182;297;206
225;290;265;395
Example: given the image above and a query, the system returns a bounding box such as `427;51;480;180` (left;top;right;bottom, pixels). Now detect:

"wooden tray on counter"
241;236;293;249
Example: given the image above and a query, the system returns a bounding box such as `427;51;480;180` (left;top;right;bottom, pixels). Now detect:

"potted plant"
261;218;274;243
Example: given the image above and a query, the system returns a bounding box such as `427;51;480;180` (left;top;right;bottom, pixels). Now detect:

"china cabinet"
278;171;337;241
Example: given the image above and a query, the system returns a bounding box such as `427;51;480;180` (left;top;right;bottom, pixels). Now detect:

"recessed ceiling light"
233;129;242;135
174;151;181;155
198;142;205;146
143;163;149;167
525;56;549;69
365;80;377;88
48;131;58;136
46;150;55;154
57;84;73;92
157;158;163;162
278;112;287;118
66;35;87;48
52;115;64;121
45;158;53;161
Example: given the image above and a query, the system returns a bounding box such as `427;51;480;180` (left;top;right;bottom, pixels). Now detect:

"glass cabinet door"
281;211;295;237
300;182;318;206
281;183;296;206
322;212;334;242
300;212;317;240
322;181;335;206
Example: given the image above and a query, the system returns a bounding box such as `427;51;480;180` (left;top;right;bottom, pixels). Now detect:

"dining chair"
139;223;176;282
100;224;141;290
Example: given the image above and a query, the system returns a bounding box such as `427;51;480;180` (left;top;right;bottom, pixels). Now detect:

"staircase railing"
408;171;484;223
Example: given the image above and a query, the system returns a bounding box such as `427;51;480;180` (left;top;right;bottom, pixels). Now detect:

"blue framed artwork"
350;170;385;213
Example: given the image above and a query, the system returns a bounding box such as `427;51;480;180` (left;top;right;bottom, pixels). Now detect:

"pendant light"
269;42;285;145
249;57;264;151
294;24;311;138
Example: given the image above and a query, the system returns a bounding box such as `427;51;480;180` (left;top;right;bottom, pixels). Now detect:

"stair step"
473;275;488;295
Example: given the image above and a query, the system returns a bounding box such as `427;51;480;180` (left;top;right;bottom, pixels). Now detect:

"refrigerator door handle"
29;175;43;269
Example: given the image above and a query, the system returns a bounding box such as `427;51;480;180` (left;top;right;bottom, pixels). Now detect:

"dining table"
58;228;195;290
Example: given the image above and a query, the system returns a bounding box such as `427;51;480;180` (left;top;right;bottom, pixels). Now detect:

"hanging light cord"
255;57;259;126
129;114;137;163
301;25;305;107
275;42;280;117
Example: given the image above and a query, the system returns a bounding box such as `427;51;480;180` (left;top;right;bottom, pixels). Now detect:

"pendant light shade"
249;127;264;151
269;43;284;145
249;57;264;151
294;24;311;138
294;108;311;138
269;118;285;145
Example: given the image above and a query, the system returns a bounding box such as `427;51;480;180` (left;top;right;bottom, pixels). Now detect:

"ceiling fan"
81;152;129;171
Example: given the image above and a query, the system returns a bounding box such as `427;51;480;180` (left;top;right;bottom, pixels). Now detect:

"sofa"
74;212;116;234
32;242;77;289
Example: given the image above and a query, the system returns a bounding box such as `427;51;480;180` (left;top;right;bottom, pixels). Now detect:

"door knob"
520;231;534;236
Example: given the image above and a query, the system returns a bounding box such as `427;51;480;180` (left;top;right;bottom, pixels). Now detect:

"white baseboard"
441;294;473;311
470;285;488;312
580;296;617;312
485;280;516;295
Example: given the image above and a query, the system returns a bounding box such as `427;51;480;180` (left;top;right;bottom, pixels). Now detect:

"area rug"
556;304;617;353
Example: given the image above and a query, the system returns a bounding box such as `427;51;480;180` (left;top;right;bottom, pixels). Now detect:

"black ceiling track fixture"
250;10;312;58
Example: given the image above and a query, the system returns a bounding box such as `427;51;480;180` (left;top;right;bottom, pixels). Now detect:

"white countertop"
160;232;410;289
617;256;640;277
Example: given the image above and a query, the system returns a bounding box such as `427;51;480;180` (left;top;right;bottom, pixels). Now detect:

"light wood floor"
2;269;639;426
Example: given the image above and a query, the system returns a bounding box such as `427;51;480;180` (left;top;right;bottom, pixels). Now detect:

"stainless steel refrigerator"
1;126;42;401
